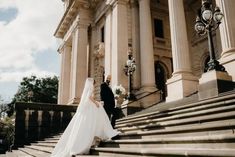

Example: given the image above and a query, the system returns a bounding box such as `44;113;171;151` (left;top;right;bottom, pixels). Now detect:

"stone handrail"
14;102;77;147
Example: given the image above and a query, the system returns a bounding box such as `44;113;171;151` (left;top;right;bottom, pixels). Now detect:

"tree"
0;97;5;118
0;96;15;152
13;75;58;104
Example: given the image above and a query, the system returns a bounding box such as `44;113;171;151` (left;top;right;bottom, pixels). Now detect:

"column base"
166;73;199;102
140;85;157;93
198;70;235;100
220;49;235;81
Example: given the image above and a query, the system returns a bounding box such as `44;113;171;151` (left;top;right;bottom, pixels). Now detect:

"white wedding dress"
51;78;119;157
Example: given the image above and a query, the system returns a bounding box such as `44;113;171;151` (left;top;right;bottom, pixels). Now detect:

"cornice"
54;0;93;39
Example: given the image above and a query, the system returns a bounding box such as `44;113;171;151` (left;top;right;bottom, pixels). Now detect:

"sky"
0;0;64;102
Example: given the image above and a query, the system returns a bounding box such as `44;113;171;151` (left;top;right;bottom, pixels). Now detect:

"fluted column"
166;0;198;102
69;21;89;104
111;0;129;88
139;0;156;91
216;0;235;81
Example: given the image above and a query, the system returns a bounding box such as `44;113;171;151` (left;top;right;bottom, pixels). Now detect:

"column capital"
76;20;90;29
112;0;129;7
130;0;138;8
58;40;72;54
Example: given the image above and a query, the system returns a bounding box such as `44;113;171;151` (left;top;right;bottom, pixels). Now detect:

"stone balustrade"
14;102;77;147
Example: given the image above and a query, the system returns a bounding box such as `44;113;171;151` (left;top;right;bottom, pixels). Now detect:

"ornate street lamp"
124;48;136;101
195;0;225;72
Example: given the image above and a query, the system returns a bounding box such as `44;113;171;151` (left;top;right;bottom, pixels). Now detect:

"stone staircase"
6;92;235;157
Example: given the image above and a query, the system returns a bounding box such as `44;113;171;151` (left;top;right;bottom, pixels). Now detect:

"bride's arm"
89;95;99;108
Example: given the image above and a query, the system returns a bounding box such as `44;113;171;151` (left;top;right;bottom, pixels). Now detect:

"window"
101;26;105;42
154;19;164;38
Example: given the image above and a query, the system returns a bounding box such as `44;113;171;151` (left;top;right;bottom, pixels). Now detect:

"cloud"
0;0;63;82
0;68;57;82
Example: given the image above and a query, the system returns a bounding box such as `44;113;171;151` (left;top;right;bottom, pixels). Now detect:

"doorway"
155;61;167;101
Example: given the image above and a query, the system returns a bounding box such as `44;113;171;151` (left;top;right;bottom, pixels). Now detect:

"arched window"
155;61;168;100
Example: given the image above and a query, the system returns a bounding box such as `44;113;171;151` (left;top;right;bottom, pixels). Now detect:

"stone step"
37;139;58;143
117;93;235;124
8;93;235;157
91;147;235;157
120;119;235;139
116;103;235;129
6;149;32;157
24;145;53;154
119;111;235;132
32;142;56;148
76;156;106;157
100;133;235;149
123;129;234;140
116;98;235;126
18;147;50;157
42;137;60;141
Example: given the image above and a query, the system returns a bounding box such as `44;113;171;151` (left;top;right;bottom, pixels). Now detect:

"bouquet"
113;84;126;98
112;85;127;107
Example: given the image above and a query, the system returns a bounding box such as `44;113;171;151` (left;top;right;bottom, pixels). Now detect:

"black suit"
100;82;116;127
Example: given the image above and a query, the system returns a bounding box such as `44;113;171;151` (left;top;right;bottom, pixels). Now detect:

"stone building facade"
55;0;235;105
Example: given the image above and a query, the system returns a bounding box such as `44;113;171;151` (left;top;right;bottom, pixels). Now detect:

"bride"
51;78;119;157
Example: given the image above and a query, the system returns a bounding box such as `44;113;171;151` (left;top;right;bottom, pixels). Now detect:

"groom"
100;75;116;128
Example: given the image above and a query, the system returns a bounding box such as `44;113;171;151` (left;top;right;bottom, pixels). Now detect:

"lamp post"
195;0;225;72
124;48;136;101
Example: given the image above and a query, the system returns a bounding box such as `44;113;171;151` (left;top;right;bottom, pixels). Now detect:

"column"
139;0;156;92
89;25;97;77
61;44;72;104
166;0;198;102
111;0;129;88
105;10;112;76
57;49;64;104
69;21;89;104
58;44;72;104
131;0;141;89
216;0;235;81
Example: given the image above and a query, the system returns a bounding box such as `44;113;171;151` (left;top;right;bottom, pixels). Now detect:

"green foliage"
0;97;15;152
13;75;58;104
0;96;7;118
2;116;15;148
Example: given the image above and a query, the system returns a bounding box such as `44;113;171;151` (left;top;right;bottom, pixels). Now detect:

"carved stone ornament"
94;42;105;58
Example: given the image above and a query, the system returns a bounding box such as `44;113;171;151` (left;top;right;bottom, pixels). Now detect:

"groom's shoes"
111;135;120;140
